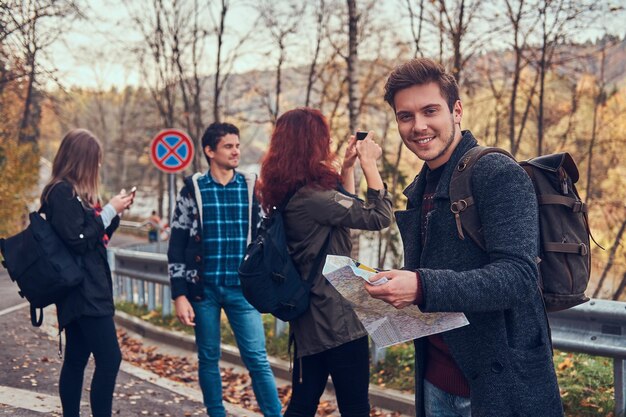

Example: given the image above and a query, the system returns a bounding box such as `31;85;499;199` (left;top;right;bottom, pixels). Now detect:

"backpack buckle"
450;199;468;214
572;201;586;213
450;200;469;240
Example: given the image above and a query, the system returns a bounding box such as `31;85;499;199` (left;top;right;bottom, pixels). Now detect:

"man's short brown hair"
384;58;460;112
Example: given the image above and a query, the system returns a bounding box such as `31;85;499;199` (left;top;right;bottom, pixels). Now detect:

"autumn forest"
1;0;625;300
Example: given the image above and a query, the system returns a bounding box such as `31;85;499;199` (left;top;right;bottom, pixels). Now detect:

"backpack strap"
449;146;515;251
30;305;43;327
277;187;332;285
0;238;6;269
305;228;332;284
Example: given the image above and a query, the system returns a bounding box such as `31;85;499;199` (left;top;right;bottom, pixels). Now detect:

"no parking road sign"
150;129;195;173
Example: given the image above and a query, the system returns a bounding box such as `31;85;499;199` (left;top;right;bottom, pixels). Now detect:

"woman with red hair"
257;108;392;417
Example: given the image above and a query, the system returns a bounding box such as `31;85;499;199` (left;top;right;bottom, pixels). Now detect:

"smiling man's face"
205;133;240;170
394;82;463;169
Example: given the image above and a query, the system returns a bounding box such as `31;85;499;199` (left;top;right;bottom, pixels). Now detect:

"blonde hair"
42;129;102;207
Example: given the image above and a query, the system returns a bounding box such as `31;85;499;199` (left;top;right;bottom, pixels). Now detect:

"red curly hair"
257;108;341;212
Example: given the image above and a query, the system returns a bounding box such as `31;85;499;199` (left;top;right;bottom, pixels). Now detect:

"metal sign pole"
168;173;175;220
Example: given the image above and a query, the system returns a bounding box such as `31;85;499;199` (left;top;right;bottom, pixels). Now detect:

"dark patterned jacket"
396;131;563;417
167;171;260;301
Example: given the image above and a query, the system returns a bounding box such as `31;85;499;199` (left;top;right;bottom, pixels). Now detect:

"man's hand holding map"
323;255;468;348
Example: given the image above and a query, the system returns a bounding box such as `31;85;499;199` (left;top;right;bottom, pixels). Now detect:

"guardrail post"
108;249;117;298
370;340;386;364
137;280;145;306
162;285;172;316
148;282;156;311
616;358;625;417
125;278;133;303
274;318;288;337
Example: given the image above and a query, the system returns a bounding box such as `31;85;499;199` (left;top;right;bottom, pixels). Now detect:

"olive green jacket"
283;185;392;357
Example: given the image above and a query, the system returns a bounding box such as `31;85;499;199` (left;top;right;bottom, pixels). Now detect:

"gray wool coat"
395;131;564;417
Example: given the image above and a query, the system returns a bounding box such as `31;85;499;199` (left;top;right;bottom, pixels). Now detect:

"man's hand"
364;269;419;309
174;295;195;326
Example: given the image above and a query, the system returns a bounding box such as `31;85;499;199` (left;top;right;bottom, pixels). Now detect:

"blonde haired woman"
41;129;133;417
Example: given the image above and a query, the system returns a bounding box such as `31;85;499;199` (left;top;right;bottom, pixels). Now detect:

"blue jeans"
192;284;282;417
424;380;471;417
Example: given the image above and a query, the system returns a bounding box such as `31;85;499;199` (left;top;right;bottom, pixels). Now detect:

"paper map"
323;255;469;348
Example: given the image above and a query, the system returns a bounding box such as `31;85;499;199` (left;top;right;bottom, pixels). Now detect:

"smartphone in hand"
356;131;368;141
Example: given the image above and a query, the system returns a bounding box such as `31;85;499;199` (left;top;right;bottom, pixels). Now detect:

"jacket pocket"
509;342;553;381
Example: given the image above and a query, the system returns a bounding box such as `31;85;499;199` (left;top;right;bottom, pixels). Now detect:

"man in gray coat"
365;58;563;417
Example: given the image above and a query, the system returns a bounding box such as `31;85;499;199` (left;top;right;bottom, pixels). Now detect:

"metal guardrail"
119;219;171;243
109;245;626;416
549;300;626;416
111;246;171;315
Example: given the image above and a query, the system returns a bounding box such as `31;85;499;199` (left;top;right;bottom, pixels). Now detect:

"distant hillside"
182;36;626;166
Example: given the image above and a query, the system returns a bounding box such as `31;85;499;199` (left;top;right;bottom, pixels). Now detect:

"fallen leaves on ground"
118;330;197;383
117;329;403;417
558;356;574;371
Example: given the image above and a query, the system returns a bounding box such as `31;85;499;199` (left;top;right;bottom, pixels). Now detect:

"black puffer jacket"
43;181;119;330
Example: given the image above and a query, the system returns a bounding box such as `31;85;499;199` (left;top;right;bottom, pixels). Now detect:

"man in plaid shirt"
168;122;282;417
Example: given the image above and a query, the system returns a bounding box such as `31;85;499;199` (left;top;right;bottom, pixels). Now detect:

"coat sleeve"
306;187;393;231
419;153;540;312
46;182;104;255
105;215;121;238
167;184;194;299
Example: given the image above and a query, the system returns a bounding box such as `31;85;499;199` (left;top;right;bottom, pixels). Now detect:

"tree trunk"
213;0;228;123
273;44;284;124
585;45;606;202
346;0;360;258
346;0;358;133
305;0;324;107
513;70;539;156
451;0;465;83
406;0;425;58
612;272;626;301
537;41;546;156
18;49;38;144
438;6;444;64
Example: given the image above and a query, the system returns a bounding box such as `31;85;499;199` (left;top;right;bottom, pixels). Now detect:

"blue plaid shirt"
197;171;249;286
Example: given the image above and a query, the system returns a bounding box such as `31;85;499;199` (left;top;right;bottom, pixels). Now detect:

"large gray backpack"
449;146;598;312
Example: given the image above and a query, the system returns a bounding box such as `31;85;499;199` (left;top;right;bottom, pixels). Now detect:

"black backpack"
239;201;331;322
0;210;85;326
449;146;598;312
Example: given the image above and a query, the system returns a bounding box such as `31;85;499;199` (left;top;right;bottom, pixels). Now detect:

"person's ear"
204;145;214;159
453;100;463;124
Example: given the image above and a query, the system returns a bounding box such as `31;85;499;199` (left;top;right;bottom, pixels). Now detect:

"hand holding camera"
353;130;384;191
355;130;382;165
